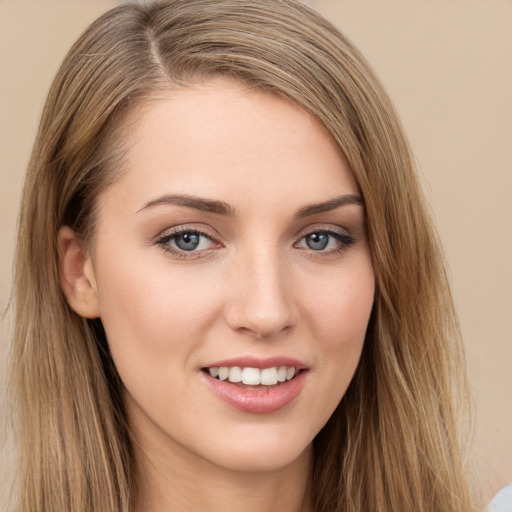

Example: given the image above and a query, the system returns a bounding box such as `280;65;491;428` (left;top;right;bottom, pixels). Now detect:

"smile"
201;358;308;414
205;366;298;386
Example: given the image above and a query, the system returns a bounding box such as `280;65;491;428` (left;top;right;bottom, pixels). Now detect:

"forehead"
100;79;359;213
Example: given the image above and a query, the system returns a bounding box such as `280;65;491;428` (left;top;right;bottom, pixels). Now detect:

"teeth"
286;367;296;380
208;366;299;386
241;367;261;385
277;366;287;382
260;367;278;386
228;367;242;383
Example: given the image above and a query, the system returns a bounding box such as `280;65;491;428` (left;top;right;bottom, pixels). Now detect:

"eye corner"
294;227;356;255
154;225;223;260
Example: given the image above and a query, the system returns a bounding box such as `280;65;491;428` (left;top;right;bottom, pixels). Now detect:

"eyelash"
155;226;356;260
156;226;219;260
294;229;355;256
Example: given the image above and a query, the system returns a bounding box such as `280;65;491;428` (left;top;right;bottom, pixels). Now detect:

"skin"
59;79;375;512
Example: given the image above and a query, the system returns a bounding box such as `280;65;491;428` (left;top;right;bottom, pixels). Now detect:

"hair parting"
9;1;478;511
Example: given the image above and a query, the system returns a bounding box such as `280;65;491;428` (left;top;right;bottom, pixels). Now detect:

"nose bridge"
225;240;295;338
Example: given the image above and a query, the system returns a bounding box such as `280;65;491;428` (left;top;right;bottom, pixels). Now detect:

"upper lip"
203;356;308;370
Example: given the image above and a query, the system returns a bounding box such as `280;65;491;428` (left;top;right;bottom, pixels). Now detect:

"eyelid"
154;223;223;259
293;224;356;253
293;223;352;240
153;222;355;260
154;223;220;243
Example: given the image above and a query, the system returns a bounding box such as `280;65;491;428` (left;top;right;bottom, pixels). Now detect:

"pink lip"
204;356;308;370
201;371;307;414
200;356;308;414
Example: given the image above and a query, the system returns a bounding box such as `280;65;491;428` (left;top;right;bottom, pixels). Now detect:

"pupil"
175;232;200;251
306;232;329;250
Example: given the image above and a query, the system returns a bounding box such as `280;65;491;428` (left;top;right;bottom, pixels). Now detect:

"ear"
58;226;101;319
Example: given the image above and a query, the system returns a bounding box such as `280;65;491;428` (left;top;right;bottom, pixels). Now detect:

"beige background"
1;0;511;504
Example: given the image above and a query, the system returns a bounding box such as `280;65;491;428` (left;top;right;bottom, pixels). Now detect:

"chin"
199;428;314;474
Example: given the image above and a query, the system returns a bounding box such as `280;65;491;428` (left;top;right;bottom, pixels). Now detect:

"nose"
224;246;297;339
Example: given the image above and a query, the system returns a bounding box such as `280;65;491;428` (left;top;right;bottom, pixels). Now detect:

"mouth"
200;359;308;414
202;365;302;388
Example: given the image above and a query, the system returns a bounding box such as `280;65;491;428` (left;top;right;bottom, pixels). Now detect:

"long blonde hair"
10;1;477;510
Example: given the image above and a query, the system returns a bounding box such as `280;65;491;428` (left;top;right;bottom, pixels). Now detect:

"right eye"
295;229;355;254
156;228;219;258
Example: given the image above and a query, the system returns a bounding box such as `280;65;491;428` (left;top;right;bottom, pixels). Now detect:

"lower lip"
201;371;307;414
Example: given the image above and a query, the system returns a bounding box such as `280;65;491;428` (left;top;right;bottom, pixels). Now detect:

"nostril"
223;260;296;338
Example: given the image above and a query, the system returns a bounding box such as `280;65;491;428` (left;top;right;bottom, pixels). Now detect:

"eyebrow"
137;192;363;218
137;194;235;216
293;194;363;218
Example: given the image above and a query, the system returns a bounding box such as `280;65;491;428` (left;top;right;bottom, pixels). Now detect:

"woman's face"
85;80;374;473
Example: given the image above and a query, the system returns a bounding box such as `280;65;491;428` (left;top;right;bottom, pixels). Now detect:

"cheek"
282;262;374;437
303;261;375;346
93;255;228;424
94;252;224;370
301;261;374;393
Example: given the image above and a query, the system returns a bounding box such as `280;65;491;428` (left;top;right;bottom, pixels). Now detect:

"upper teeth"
208;366;297;386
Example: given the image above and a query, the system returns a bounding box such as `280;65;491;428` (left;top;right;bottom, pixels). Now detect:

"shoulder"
488;484;512;512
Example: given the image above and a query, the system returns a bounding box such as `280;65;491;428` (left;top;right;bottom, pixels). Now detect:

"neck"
131;428;313;512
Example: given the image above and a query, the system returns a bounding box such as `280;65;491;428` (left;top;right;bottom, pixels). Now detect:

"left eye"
159;230;215;252
296;231;352;251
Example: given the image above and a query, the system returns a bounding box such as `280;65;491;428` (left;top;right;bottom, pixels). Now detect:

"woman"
9;0;478;511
